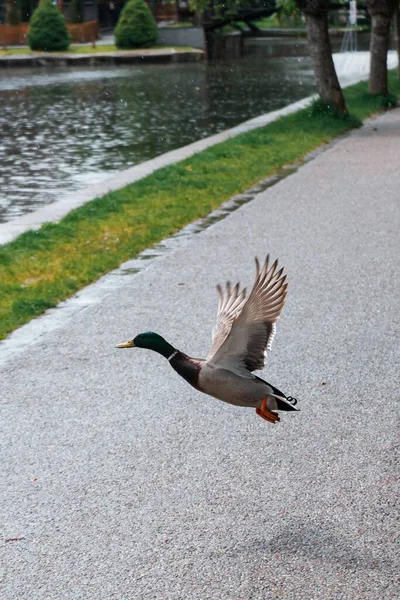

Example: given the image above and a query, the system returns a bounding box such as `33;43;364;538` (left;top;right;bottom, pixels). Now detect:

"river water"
1;39;318;223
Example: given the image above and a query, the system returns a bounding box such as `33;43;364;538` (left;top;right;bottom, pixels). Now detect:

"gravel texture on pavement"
1;109;399;599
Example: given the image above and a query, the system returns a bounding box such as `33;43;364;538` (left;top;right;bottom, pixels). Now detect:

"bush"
115;0;158;50
28;0;71;51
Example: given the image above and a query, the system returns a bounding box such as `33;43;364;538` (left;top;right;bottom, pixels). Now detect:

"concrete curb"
0;48;203;68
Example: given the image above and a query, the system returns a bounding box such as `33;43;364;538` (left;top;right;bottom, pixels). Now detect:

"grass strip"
1;73;399;340
0;45;195;56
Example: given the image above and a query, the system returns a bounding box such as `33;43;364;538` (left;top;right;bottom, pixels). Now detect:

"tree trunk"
367;0;397;94
305;12;347;113
369;12;392;93
6;0;21;25
396;3;400;78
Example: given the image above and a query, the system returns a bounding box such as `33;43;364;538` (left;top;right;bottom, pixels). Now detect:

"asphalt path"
1;109;399;599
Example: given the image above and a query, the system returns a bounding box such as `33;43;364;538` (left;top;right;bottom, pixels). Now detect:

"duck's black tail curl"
286;396;298;406
275;395;300;411
266;381;300;411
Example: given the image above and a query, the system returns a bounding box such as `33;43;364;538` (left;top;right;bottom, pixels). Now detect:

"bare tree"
5;0;21;24
367;0;397;94
396;1;400;78
296;0;347;113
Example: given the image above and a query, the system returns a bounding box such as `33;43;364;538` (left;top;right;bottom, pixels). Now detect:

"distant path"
1;107;399;599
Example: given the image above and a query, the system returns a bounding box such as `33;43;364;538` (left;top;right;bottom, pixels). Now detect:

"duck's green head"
116;331;176;359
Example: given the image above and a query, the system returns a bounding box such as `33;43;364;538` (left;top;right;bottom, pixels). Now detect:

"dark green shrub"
375;93;398;109
69;0;84;24
28;0;71;51
115;0;158;50
309;97;361;127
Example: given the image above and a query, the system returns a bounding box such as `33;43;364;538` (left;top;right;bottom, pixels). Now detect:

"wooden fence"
0;21;99;49
0;23;29;47
68;20;99;44
156;1;177;21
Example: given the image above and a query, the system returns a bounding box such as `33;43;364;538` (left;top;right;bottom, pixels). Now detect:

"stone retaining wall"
0;48;204;68
157;27;205;50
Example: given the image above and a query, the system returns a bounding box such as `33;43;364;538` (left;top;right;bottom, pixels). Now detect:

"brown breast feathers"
169;352;202;391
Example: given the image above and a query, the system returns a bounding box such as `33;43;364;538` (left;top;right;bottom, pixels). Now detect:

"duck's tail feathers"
268;384;300;412
277;395;299;411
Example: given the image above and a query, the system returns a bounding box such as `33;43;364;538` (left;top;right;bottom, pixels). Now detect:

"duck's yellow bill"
115;340;135;348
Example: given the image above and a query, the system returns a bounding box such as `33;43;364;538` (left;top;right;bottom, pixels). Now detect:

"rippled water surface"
0;42;316;222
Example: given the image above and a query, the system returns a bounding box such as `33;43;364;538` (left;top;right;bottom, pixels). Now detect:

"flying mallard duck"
116;256;299;423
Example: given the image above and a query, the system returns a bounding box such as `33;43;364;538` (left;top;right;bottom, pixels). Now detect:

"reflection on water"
0;44;316;223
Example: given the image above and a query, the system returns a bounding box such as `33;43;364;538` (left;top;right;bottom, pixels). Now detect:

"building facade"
0;1;182;29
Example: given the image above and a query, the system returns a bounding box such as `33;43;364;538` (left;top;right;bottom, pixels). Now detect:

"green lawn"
0;44;194;56
255;15;304;29
0;74;399;340
168;21;195;28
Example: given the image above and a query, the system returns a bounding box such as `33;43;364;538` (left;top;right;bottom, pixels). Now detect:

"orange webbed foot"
256;398;280;424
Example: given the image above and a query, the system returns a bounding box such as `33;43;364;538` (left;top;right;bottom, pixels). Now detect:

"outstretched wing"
207;281;247;361
206;256;288;378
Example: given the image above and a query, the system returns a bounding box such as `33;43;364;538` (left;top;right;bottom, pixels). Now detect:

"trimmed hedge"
115;0;158;49
28;0;71;51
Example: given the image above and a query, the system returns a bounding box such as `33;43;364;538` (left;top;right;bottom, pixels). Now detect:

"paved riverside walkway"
1;108;399;598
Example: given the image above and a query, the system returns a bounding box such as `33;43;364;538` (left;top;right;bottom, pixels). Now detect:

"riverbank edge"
0;71;399;341
244;27;366;38
0;96;315;245
4;51;397;246
0;47;204;68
